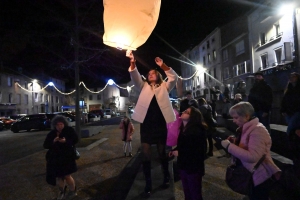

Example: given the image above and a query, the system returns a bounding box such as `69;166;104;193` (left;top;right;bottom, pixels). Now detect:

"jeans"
179;169;203;200
285;112;300;135
254;111;270;134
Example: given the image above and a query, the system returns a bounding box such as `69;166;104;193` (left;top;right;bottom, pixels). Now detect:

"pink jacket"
166;109;182;146
119;121;134;142
227;118;281;186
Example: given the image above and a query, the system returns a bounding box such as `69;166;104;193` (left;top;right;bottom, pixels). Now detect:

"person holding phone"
43;115;79;200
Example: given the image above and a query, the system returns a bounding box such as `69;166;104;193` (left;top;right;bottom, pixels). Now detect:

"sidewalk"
0;123;141;200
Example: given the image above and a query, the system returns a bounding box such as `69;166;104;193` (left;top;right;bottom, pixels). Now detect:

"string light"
15;71;197;95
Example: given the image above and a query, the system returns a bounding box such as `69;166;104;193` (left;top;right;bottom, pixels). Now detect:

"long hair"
198;98;207;106
51;115;69;129
180;106;208;132
146;69;164;85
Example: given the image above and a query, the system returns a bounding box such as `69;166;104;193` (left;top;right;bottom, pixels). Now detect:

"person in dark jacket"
180;91;193;114
248;72;273;132
280;72;300;135
169;106;207;200
43;115;79;200
198;98;216;157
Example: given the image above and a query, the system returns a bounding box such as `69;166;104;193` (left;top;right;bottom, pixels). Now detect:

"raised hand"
155;57;163;67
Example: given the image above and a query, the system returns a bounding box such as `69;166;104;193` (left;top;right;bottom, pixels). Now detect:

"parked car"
0;117;17;129
9;114;27;120
53;112;76;122
105;109;116;116
0;121;3;131
89;109;104;118
10;114;56;133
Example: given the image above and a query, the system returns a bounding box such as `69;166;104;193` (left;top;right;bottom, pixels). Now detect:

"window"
24;94;28;104
203;56;206;66
51;96;53;103
233;62;247;76
236;40;245;56
213;50;217;60
260;33;266;45
7;77;12;87
97;94;101;100
209;70;211;81
34;93;38;102
261;54;268;69
24;81;28;89
56;96;59;103
207;41;210;49
204;73;207;82
45;94;49;102
274;48;282;65
223;49;228;62
16;94;21;104
274;23;280;37
224;68;229;79
9;93;12;103
40;93;44;103
212;38;215;43
89;95;93;100
213;68;217;78
208;53;211;63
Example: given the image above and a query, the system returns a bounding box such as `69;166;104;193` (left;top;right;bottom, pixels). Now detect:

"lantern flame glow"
103;0;161;50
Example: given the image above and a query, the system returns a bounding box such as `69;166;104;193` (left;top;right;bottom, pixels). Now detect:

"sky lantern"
103;0;161;51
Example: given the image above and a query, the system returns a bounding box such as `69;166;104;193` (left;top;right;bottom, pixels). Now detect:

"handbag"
225;154;266;195
74;147;80;160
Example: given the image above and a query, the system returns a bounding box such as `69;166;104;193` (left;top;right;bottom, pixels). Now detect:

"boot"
142;161;152;196
161;160;170;188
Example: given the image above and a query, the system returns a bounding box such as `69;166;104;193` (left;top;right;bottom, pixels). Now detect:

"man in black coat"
248;72;273;132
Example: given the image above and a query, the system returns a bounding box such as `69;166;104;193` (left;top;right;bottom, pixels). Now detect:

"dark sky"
0;0;260;88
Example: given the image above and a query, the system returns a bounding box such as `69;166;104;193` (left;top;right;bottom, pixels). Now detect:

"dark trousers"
179;169;203;200
249;178;273;200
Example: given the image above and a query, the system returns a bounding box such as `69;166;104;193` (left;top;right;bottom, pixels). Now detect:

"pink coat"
228;118;281;186
119;121;134;142
166;109;182;146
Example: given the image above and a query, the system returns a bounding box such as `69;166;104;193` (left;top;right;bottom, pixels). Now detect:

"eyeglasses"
182;110;190;115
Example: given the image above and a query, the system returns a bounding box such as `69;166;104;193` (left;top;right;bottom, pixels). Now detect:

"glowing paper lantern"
103;0;161;50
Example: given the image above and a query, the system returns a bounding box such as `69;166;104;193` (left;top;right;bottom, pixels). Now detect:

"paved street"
0;117;250;200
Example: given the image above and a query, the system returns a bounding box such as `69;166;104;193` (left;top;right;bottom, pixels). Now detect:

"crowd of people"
42;50;300;200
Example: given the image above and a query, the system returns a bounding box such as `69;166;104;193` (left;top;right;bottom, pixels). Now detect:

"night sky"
0;0;260;88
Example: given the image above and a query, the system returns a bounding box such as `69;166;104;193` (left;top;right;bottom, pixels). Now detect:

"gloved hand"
221;140;231;149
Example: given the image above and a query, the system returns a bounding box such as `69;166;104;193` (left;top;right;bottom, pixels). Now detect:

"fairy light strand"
15;70;198;95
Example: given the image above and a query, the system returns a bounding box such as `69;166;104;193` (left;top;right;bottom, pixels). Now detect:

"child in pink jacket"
119;116;134;157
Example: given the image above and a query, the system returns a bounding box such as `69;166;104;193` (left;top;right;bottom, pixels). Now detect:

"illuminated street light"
108;79;114;85
278;3;294;15
48;82;54;86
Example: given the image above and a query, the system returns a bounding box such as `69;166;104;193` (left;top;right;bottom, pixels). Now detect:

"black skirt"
140;96;167;144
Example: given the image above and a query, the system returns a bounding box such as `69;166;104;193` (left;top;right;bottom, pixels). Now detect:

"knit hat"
253;70;264;77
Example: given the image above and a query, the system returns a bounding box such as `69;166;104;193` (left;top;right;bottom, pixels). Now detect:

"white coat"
128;66;178;123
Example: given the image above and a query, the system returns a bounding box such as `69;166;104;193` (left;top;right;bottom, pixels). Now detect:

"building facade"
0;70;66;116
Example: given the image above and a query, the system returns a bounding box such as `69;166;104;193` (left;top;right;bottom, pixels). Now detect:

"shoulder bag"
73;146;80;160
225;154;266;195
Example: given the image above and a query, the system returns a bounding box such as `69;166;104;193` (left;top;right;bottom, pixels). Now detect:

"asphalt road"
0;117;122;166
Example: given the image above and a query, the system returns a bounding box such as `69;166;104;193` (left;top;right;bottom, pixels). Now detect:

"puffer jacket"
227;118;280;186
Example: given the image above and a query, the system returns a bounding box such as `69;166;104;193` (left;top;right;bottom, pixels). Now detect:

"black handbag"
225;154;266;195
74;147;80;160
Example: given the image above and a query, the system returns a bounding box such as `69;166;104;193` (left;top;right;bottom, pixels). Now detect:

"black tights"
141;141;169;180
141;142;167;162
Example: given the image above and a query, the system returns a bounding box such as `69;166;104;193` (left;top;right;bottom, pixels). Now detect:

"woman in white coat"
221;102;281;199
127;51;178;196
